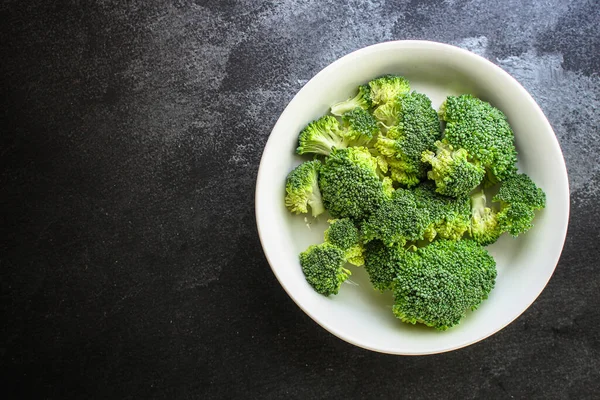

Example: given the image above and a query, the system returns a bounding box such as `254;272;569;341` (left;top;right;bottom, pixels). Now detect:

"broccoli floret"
341;107;379;147
363;240;406;292
439;94;518;184
300;243;351;296
373;100;400;128
374;92;442;187
469;190;502;246
361;188;431;247
392;239;497;330
284;160;325;217
412;182;471;241
493;173;546;209
368;75;411;106
421;140;485;197
331;84;373;116
376;153;421;187
493;173;546;236
296;115;347;156
319;147;388;221
497;202;536;236
324;218;364;266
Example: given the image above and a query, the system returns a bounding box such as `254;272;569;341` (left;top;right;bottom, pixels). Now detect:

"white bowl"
255;40;570;355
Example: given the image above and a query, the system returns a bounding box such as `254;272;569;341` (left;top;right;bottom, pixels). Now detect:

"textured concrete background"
1;0;599;398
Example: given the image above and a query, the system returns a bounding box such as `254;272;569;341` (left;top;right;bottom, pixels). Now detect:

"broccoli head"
319;147;388;221
412;182;471;241
374;92;442;187
493;173;546;237
421;140;485;197
296;115;347;156
363;240;406;292
341;107;379;147
392;239;497;330
284;160;325;217
300;243;351;296
439;94;518;184
368;75;411;106
493;173;546;209
361;188;431;247
497;202;536;236
469;190;502;246
324;218;364;266
331;84;373;116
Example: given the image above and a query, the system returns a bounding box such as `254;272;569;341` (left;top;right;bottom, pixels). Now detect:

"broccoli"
376;154;421;187
287;80;544;326
341;107;379;147
469;190;502;246
421;140;485;197
382;176;395;199
319;147;388;221
439;94;518;184
363;240;406;292
300;243;351;296
284;160;325;217
373;100;400;128
497;202;536;237
374;92;442;187
392;239;497;330
368;75;411;106
331;84;373;116
412;182;471;241
361;188;431;247
296;115;347;156
493;173;546;236
494;173;546;209
324;218;364;266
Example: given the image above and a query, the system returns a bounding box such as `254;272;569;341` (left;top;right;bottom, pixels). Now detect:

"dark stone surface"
1;0;599;398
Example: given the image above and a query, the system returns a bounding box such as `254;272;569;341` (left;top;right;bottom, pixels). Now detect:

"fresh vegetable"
285;75;546;331
392;239;497;331
284;160;324;217
374;91;442;187
319;147;388;221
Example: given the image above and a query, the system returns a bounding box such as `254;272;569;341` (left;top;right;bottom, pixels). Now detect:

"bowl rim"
254;40;570;355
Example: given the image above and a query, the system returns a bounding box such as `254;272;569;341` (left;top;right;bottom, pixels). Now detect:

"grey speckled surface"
1;0;599;398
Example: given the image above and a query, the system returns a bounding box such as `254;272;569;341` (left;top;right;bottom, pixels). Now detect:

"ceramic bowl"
255;40;569;355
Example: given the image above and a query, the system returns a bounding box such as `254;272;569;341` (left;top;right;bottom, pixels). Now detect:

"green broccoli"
439;94;518;184
296;115;347;156
376;154;421;187
392;239;497;330
300;243;351;296
412;182;471;241
319;147;388;221
284;160;325;217
324;218;364;266
493;173;546;236
382;176;395;199
341;107;379;147
361;188;431;247
368;75;411;106
469;190;502;246
331;84;373;116
494;173;546;209
363;240;406;292
373;100;400;128
497;202;536;236
421;140;485;197
374;92;442;187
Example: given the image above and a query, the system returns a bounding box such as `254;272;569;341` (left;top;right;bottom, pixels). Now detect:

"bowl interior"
255;41;569;355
